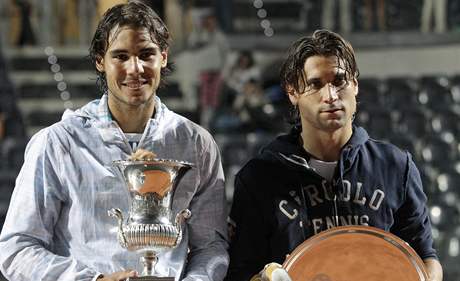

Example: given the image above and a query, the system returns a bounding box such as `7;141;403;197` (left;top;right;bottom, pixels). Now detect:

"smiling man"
225;30;443;281
0;2;228;281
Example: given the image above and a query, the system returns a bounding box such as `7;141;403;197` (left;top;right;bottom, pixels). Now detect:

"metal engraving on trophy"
109;159;192;281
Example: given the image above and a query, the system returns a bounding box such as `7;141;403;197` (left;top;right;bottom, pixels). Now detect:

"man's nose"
127;57;144;74
323;83;339;103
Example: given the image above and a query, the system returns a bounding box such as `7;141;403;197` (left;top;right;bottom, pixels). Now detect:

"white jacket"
0;94;229;281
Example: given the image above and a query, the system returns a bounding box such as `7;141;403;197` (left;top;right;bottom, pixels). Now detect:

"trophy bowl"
109;159;193;280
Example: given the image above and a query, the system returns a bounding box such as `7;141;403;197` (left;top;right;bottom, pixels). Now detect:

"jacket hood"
60;94;166;125
258;125;369;171
61;95;107;123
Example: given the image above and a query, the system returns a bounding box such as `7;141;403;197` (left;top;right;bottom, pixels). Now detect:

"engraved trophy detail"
109;159;192;281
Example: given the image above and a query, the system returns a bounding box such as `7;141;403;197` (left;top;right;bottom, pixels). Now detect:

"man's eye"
114;54;128;60
309;82;323;89
333;78;347;88
139;52;154;60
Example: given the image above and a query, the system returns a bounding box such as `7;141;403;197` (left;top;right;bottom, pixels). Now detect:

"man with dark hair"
0;2;228;281
225;29;443;281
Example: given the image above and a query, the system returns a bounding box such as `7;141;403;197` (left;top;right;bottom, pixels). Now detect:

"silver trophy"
108;159;192;281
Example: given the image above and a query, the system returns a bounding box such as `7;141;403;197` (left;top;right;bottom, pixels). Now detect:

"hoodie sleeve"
390;153;438;260
0;129;101;281
182;135;229;281
225;171;271;281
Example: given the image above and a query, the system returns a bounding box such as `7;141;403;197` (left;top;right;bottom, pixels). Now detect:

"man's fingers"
120;270;138;279
98;270;138;281
130;149;156;161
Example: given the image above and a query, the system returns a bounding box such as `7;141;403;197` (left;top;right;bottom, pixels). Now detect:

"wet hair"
89;1;173;93
279;29;359;125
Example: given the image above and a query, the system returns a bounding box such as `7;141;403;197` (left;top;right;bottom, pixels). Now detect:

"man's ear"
286;86;299;106
353;78;359;96
95;57;105;72
161;50;168;68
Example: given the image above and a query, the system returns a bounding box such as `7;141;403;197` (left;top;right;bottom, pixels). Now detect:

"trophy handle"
108;208;129;247
174;209;191;246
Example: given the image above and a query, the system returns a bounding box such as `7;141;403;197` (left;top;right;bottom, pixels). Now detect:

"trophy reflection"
109;159;192;281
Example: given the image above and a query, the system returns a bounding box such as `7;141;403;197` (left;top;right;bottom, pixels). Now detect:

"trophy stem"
141;251;158;276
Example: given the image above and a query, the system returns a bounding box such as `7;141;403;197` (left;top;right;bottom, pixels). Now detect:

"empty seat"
215;133;249;168
430;110;460;139
0;171;15;216
385;77;419;110
428;200;460;232
25;110;62;127
158;82;183;98
246;132;276;157
365;107;396;140
1;137;29;173
357;78;385;108
434;226;460;276
397;107;430;139
417;76;453;111
19;83;98;99
420;135;457;171
388;134;417;158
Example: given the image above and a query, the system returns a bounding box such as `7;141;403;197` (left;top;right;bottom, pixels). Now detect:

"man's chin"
322;120;346;131
130;94;157;107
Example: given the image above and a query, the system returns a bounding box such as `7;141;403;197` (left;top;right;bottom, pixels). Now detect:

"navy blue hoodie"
225;126;437;281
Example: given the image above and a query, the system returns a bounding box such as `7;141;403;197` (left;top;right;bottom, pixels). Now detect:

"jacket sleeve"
182;137;229;281
225;170;271;281
390;153;438;260
0;130;102;281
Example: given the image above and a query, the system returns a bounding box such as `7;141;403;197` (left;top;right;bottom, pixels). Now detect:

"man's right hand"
130;149;156;161
97;270;138;281
250;263;292;281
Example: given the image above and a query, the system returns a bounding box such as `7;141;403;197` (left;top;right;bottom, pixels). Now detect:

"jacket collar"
259;125;369;172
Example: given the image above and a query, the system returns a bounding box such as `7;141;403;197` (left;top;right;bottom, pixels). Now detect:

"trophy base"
128;277;174;281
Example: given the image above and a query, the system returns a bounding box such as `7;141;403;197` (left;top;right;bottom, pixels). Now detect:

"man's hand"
130;149;156;161
250;263;292;281
424;258;443;281
97;270;138;281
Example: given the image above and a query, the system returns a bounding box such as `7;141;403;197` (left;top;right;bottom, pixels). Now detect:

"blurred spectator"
0;41;25;140
321;0;352;33
78;0;98;46
421;0;447;33
15;0;36;46
363;0;386;31
221;50;261;105
211;79;274;134
214;0;233;32
232;79;270;132
187;11;229;128
187;11;229;60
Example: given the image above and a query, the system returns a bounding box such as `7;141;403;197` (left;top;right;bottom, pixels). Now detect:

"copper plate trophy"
283;225;429;281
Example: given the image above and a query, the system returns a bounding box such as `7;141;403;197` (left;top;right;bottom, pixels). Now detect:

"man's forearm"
424;258;443;281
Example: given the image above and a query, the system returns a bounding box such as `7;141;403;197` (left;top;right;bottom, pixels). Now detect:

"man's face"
96;26;168;108
288;55;358;133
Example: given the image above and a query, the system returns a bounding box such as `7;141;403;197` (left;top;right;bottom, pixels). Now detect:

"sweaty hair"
280;29;359;95
89;1;172;93
279;29;359;126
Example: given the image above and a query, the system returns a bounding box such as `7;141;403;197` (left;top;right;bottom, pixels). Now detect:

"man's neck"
108;99;155;134
300;125;353;162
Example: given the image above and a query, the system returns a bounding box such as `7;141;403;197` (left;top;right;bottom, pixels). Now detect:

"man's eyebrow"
140;47;158;53
109;49;127;56
108;47;158;56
